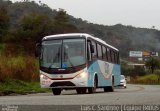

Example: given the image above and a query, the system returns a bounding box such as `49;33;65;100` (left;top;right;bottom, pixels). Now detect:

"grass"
0;50;51;95
0;55;39;82
0;78;51;95
131;74;160;85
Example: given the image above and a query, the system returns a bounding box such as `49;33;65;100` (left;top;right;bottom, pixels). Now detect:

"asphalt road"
0;84;160;105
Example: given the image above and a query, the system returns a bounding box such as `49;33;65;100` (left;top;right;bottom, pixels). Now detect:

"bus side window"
115;51;118;64
106;47;108;61
107;48;110;62
91;41;97;59
113;51;117;63
117;52;120;64
110;50;113;63
112;50;116;64
87;41;92;61
97;44;102;59
114;51;117;64
117;52;119;64
102;46;107;61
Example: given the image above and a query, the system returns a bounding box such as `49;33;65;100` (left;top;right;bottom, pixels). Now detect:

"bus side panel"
112;64;121;86
87;60;114;87
87;61;100;87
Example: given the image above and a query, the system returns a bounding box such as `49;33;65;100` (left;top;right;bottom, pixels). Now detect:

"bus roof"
43;33;119;51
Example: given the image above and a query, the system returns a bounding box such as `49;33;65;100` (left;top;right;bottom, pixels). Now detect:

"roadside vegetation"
121;58;160;85
0;1;77;95
131;74;160;85
0;55;39;82
0;78;50;96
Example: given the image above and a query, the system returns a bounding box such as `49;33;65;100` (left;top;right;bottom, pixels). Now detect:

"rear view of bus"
35;33;121;95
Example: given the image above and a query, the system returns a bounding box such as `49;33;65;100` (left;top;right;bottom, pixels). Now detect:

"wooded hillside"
0;0;160;58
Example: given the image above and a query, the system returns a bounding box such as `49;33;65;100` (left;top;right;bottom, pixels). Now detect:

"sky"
11;0;160;30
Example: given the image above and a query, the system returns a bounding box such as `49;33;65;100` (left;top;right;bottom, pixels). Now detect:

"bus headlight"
40;74;50;80
76;72;87;78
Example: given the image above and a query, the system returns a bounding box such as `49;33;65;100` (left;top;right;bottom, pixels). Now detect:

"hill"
1;0;160;58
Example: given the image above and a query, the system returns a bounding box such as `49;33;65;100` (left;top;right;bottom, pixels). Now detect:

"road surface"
1;84;160;111
0;84;160;105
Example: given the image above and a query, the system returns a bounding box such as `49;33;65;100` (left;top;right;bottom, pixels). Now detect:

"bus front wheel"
88;76;97;94
52;88;61;95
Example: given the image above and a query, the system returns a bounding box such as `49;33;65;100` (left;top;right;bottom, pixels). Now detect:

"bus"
35;33;121;95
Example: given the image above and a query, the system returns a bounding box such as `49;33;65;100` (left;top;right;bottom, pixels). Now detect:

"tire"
76;88;82;94
104;77;114;92
76;88;87;94
81;88;87;94
52;88;61;95
88;76;97;94
104;87;109;92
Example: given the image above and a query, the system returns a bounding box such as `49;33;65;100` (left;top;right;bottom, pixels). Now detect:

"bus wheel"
52;88;61;95
76;88;86;94
104;77;114;92
104;86;114;92
88;76;97;94
76;88;82;94
81;88;87;94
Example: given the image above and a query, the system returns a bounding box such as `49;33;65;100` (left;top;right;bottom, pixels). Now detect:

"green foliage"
154;70;160;75
145;57;160;73
121;61;146;76
53;9;79;34
5;8;79;43
0;78;50;95
0;0;159;58
132;74;160;84
0;43;5;54
0;55;39;82
11;13;54;42
121;61;132;76
0;6;9;42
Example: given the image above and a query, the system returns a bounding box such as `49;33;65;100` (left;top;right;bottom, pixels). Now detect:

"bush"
132;74;160;84
154;70;160;75
0;44;5;54
0;55;39;82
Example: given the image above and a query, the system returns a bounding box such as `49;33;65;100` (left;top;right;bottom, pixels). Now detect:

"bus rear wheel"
104;86;114;92
76;88;87;94
52;88;61;95
104;77;114;92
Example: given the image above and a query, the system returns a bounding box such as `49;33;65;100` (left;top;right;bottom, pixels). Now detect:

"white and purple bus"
36;33;121;95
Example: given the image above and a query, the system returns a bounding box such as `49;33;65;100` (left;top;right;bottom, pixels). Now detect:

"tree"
53;9;79;34
0;6;9;42
14;13;55;42
145;57;160;73
5;13;56;55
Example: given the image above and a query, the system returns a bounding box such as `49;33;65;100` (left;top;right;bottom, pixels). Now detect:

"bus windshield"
40;38;86;69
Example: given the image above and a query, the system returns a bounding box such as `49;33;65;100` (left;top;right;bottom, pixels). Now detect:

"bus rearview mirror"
35;43;41;57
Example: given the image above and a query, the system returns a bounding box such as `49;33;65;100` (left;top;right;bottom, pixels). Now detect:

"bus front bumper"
40;73;88;89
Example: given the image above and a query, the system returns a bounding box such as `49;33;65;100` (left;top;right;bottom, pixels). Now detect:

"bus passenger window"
87;41;92;61
102;46;107;60
107;48;110;62
110;50;113;63
91;41;97;59
114;52;117;64
113;51;116;63
117;52;120;64
97;44;102;59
